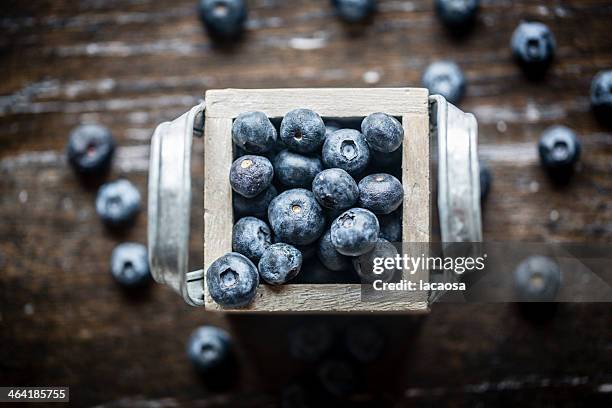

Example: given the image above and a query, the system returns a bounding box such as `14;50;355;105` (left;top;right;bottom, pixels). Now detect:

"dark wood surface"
1;0;612;406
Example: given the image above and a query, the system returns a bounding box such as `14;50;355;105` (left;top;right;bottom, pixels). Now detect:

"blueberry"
273;150;323;189
232;111;277;154
317;229;352;272
538;126;581;170
331;0;376;23
268;189;325;245
513;256;561;302
479;160;491;201
280;108;326;154
317;360;357;398
590;70;612;123
353;238;399;283
322;129;370;176
206;252;259;308
232;216;272;262
361;112;403;153
96;179;141;227
377;210;402;242
186;326;233;374
288;322;334;361
344;321;384;363
511;21;555;78
422;61;466;105
198;0;247;40
229;155;274;198
435;0;479;30
312;168;359;210
358;173;403;215
330;208;379;256
258;243;302;285
233;185;277;219
110;242;150;288
66;124;115;176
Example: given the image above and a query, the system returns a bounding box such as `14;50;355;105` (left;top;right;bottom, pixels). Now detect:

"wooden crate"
204;88;431;312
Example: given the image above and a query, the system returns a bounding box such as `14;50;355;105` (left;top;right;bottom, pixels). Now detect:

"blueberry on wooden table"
330;208;379;256
280;108;326;154
435;0;479;30
66;124;115;176
322;129;371;176
258;243;302;285
232;216;273;262
273;149;323;189
232;111;277;154
331;0;376;23
198;0;247;40
538;126;581;170
206;252;259;308
229;155;274;198
361;112;403;153
186;325;233;374
591;70;612;123
312;168;359;210
110;243;150;288
96;179;141;227
268;189;326;245
358;173;403;215
233;185;277;219
317;229;352;272
377;209;402;242
422;61;466;105
513;256;561;302
511;21;555;78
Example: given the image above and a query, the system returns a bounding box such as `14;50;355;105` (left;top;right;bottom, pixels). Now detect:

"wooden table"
1;0;611;406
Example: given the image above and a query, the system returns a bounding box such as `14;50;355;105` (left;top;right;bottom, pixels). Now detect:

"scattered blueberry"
233;185;278;219
590;70;612;123
344;321;384;363
358;173;403;215
230;155;274;198
232;111;277;154
511;21;555;78
353;238;399;283
361;113;403;153
479;160;491;201
198;0;247;40
312;168;359;210
422;61;466;105
66;124;115;176
187;325;233;374
377;210;402;242
280;109;326;154
317;229;352;272
268;189;326;245
288;322;334;361
110;243;150;288
330;208;379;256
538;125;581;170
317;360;357;398
513;256;561;302
96;179;141;227
331;0;376;23
258;243;302;285
322;129;370;176
232;216;273;262
206;252;259;308
435;0;479;30
274;149;323;189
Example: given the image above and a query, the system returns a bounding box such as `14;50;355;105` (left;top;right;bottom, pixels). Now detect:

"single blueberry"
288;322;334;361
538;126;581;170
273;149;323;189
317;360;357;398
66;124;115;176
511;21;555;78
590;70;612;124
186;326;233;374
96;179;141;227
361;113;403;153
206;252;259;308
435;0;479;30
317;229;352;272
479;160;491;201
353;238;399;283
377;210;402;242
258;243;302;285
322;129;370;176
229;155;274;198
233;185;277;219
198;0;247;40
344;321;384;363
232;216;273;262
110;242;150;288
312;168;359;210
331;0;376;23
422;61;466;105
358;173;403;215
280;108;326;154
330;208;379;256
268;189;325;245
513;256;561;302
232;111;277;154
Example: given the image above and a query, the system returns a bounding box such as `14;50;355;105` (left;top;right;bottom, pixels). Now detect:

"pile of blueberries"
206;109;406;308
